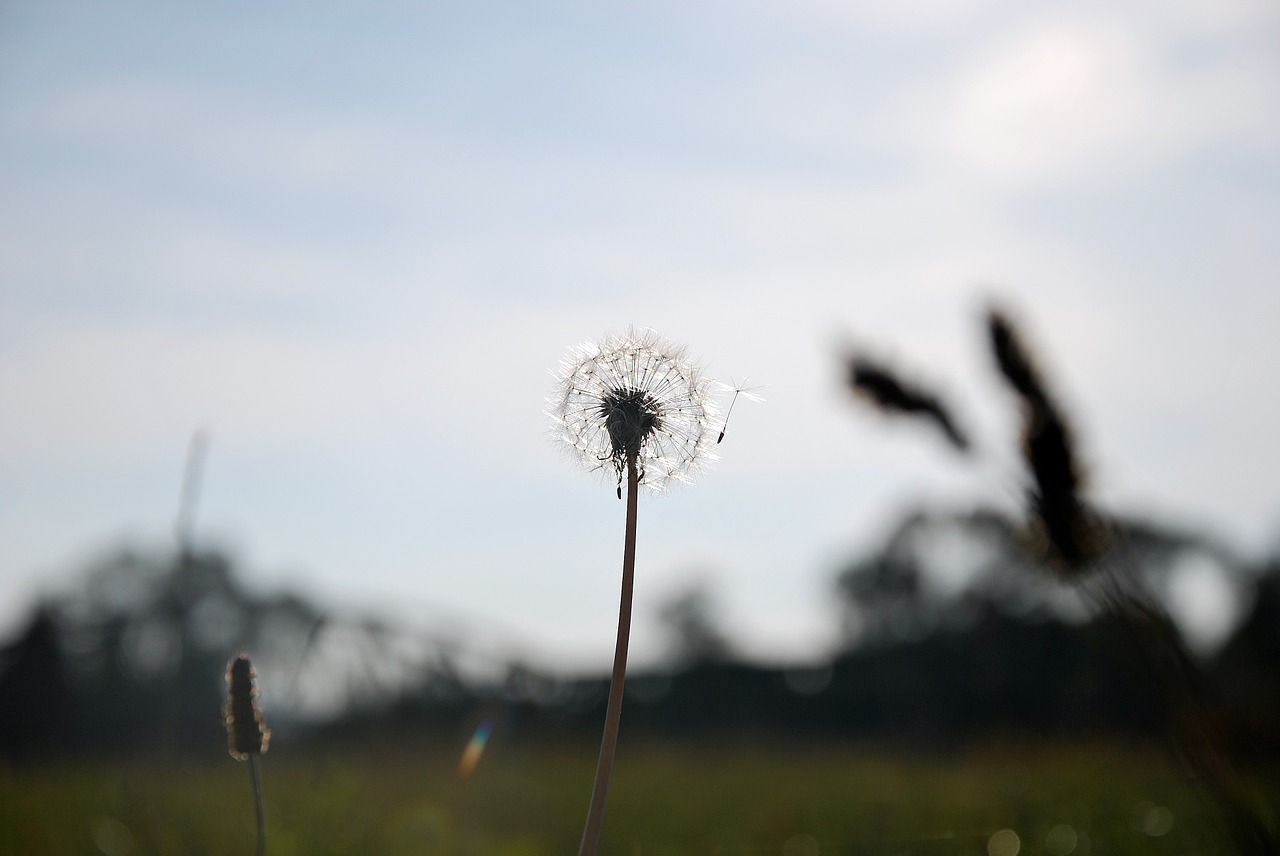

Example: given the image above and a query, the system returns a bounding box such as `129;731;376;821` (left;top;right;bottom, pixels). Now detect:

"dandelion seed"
715;378;765;444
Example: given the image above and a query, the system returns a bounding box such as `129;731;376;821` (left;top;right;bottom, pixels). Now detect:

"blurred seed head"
986;306;1104;569
846;352;971;453
225;653;270;760
988;308;1047;407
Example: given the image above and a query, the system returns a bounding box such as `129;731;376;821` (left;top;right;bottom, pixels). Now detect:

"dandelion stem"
249;753;265;856
578;452;639;856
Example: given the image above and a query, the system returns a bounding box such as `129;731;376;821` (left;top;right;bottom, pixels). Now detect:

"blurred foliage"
1;741;1272;855
0;546;322;761
3;510;1280;763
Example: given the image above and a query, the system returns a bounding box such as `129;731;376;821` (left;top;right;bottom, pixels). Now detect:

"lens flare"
457;720;491;777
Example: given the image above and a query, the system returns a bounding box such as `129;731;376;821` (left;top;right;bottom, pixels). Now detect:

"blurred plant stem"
250;754;265;856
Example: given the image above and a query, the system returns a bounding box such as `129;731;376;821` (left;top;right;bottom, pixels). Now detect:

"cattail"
846;353;970;452
225;654;270;760
986;307;1102;568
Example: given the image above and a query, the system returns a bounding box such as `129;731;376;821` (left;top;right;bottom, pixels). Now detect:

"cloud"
946;23;1148;178
929;15;1280;188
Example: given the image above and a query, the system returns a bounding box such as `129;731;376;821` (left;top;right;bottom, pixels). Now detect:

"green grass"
2;738;1272;855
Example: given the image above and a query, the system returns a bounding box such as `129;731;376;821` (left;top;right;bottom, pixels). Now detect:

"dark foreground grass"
2;738;1273;855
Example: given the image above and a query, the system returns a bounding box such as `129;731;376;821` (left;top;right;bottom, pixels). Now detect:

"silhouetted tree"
0;606;69;761
657;584;733;666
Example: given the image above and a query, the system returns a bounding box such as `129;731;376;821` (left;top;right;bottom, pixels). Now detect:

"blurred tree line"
2;504;1278;762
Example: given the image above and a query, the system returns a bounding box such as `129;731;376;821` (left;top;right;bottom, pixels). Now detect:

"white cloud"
928;15;1280;188
947;23;1149;178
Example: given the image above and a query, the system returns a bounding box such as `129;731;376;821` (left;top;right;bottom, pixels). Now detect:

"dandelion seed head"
550;328;718;493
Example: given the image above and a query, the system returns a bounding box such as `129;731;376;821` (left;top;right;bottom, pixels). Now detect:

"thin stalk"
249;753;266;856
578;454;640;856
1087;564;1277;856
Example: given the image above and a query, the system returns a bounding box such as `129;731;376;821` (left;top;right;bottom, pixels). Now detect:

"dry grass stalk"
986;307;1102;569
986;306;1274;854
225;653;269;856
846;353;970;453
226;654;270;759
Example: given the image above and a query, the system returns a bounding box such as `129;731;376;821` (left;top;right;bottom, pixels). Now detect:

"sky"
2;0;1278;673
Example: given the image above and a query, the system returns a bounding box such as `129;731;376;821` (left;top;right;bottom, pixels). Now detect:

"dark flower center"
600;387;662;468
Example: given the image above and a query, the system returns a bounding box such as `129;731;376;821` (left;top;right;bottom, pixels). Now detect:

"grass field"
2;738;1272;855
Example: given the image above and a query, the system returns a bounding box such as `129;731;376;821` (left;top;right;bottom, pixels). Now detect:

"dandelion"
549;328;727;856
551;327;719;496
225;654;269;856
